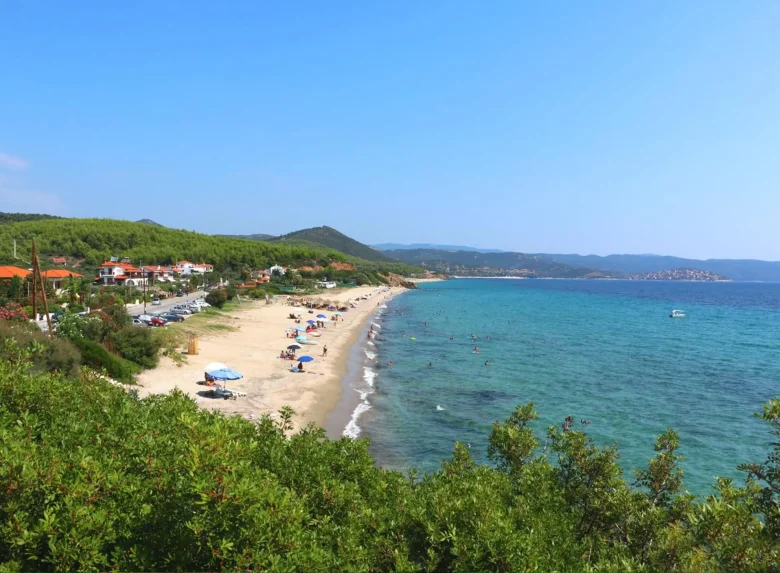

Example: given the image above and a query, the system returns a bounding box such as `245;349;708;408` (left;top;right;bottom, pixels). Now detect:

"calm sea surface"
347;279;780;496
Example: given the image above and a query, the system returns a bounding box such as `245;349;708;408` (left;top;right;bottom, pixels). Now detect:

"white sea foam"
367;341;376;347
343;401;372;438
371;322;382;329
436;405;445;411
380;304;388;309
363;366;377;387
364;349;377;360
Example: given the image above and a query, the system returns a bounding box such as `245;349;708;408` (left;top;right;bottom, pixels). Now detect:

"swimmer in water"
387;361;393;366
449;336;454;341
474;346;479;353
485;360;489;366
428;362;433;367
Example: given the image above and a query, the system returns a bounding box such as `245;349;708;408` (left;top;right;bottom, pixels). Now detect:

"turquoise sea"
347;279;780;496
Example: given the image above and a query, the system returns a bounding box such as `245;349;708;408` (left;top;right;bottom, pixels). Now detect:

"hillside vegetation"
0;218;345;271
0;352;778;571
0;211;62;224
272;226;396;263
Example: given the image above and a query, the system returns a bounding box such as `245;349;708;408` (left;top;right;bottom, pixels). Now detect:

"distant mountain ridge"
218;233;276;242
136;219;164;227
374;243;504;253
384;248;614;279
538;253;780;282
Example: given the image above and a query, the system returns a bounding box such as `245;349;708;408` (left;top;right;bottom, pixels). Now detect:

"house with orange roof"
41;269;83;290
0;266;31;281
97;261;149;286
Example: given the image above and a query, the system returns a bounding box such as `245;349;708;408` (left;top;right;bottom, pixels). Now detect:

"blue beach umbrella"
206;368;243;381
297;355;314;363
316;314;327;318
306;319;316;324
290;326;307;332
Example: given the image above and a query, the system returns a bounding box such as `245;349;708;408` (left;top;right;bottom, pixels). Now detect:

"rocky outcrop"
385;273;417;289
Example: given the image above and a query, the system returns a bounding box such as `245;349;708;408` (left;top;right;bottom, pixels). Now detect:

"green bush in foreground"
72;337;141;383
110;326;162;369
0;355;778;572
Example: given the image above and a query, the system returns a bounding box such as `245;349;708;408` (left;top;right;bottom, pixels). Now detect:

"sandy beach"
137;285;404;430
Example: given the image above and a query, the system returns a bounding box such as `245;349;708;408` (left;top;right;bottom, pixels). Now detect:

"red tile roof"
41;269;83;279
0;266;31;279
51;257;67;264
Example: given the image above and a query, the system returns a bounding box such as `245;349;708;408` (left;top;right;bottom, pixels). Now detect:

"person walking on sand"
322;345;328;357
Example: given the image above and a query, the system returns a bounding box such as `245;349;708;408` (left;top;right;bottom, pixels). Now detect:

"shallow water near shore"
358;279;780;496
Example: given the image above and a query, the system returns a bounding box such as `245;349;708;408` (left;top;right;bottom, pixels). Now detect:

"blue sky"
1;1;779;259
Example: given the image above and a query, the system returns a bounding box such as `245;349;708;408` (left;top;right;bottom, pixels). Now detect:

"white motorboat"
670;309;686;318
296;336;318;345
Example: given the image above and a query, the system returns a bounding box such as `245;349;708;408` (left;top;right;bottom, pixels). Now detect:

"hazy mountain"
373;243;504;253
539;253;780;282
217;233;276;242
385;248;613;278
135;219;164;227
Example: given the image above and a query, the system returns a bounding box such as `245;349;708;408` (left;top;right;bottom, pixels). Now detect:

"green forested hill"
271;226;395;263
0;218;346;270
0;212;62;224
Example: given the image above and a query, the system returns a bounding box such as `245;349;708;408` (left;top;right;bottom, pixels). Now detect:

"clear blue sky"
1;1;779;259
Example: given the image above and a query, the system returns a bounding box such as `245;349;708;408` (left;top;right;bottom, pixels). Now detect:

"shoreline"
136;285;405;431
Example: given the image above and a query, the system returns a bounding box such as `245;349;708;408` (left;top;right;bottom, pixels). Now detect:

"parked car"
149;317;166;327
132;318;145;326
176;291;184;297
186;305;201;313
159;312;184;322
171;306;192;315
151;298;161;306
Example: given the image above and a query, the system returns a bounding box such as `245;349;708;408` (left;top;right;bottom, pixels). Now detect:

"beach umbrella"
287;344;301;350
334;311;342;315
316;314;326;318
306;319;316;324
297;355;314;363
289;326;307;331
206;368;243;381
205;362;227;372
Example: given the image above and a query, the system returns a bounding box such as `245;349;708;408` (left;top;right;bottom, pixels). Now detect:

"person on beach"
322;345;328;357
298;361;304;372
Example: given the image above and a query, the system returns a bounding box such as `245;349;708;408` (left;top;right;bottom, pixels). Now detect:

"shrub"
56;313;103;342
205;289;228;308
0;302;28;322
72;337;140;383
110;326;162;369
0;321;81;378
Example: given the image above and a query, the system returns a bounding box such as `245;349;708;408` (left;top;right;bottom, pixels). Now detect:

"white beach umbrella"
205;362;227;372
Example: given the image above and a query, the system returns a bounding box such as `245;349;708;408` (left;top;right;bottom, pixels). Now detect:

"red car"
149;317;166;327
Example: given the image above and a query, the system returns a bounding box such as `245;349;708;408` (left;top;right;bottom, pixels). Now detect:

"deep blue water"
351;279;780;497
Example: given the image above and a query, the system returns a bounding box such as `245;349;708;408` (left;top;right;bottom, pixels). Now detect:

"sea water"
352;279;780;496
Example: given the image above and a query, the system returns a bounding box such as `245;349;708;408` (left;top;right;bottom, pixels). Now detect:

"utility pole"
141;260;147;314
31;240;54;339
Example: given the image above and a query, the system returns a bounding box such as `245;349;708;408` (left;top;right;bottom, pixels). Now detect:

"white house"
268;265;287;276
